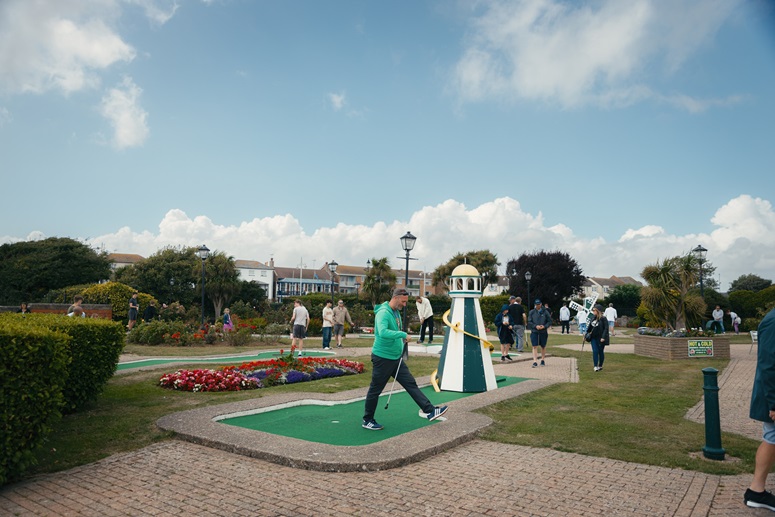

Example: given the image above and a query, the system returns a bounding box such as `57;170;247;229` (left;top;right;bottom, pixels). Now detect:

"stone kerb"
633;335;730;360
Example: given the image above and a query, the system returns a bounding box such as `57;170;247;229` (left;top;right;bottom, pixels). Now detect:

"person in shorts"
745;307;775;511
289;299;309;356
332;299;354;348
527;298;552;368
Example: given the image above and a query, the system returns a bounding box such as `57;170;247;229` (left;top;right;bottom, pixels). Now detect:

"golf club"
384;355;404;410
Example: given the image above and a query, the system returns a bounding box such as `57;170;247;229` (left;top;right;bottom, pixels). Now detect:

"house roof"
234;259;270;270
274;266;333;281
107;253;144;264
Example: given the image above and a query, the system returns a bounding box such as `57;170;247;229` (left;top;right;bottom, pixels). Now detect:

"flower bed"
159;347;365;392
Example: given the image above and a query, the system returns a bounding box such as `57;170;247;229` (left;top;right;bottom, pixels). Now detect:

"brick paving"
0;344;768;516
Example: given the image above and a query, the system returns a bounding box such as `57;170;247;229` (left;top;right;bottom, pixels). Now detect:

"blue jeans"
363;354;434;422
322;327;332;348
512;325;525;351
591;338;605;367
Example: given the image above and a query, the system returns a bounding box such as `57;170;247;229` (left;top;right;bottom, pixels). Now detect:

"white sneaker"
594;366;600;372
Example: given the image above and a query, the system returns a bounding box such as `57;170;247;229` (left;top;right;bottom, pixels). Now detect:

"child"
494;304;514;362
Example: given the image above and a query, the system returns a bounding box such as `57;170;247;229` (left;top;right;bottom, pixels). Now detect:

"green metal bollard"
702;367;726;460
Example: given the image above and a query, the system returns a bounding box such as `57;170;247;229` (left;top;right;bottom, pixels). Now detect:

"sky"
1;0;774;290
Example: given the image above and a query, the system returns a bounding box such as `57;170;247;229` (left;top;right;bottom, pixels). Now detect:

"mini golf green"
220;376;527;446
116;350;335;371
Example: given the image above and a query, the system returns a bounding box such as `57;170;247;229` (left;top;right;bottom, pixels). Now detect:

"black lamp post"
328;260;338;303
692;245;708;298
399;232;417;360
355;282;360;298
525;270;532;307
197;244;210;327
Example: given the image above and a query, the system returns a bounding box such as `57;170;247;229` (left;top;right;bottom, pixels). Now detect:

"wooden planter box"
634;335;730;360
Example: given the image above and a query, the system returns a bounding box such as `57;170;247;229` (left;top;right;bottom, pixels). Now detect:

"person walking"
587;304;610;372
322;300;334;350
744;307;775;511
528;298;552;367
559;302;571;334
289;299;309;356
712;305;725;334
332;299;354;348
415;296;435;344
127;292;139;330
494;304;514;362
362;288;448;431
508;296;527;352
604;303;618;336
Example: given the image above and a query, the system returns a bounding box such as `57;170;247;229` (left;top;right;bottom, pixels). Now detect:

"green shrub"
127;320;190;346
81;282;155;323
224;327;252;346
0;319;70;485
23;314;125;413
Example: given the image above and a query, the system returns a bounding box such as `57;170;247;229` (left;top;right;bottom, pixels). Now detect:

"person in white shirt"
603;304;618;336
559;303;571;334
322;300;334;350
415;296;434;344
712;305;725;334
289;299;310;356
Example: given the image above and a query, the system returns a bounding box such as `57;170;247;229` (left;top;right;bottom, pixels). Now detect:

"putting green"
220;376;527;445
116;350;335;371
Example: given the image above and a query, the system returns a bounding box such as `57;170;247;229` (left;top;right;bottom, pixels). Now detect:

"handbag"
584;332;592;342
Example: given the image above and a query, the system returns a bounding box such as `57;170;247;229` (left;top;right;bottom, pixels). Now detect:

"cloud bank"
0;194;757;291
452;0;744;110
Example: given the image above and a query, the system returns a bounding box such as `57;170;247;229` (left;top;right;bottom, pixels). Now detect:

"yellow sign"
688;340;714;357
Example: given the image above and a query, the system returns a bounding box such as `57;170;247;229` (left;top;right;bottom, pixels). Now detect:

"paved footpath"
0;345;768;516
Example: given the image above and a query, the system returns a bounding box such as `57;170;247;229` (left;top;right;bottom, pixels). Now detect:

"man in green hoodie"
362;288;448;430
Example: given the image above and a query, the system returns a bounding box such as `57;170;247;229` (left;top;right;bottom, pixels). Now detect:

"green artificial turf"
221;377;525;445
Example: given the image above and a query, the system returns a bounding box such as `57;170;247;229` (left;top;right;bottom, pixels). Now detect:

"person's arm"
374;310;407;341
346;309;353;325
601;318;609;343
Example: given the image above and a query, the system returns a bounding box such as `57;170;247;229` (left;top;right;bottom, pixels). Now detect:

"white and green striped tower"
436;264;498;393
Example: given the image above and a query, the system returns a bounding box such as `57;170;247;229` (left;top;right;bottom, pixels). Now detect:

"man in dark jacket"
508;296;526;352
527;298;552;368
745;308;775;511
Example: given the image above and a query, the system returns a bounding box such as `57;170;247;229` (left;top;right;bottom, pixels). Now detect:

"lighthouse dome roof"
451;264;480;277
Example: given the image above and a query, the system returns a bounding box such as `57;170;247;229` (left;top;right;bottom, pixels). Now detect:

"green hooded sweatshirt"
372;301;408;360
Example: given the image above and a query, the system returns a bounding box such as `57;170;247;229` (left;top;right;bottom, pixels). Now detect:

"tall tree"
0;237;111;304
432;250;499;292
505;250;584;311
114;246;199;306
362;257;396;307
729;274;772;293
601;284;642;317
201;251;240;319
640;254;706;330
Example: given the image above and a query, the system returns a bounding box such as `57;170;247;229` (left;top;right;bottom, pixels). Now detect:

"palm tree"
200;252;241;319
641;254;706;330
361;257;396;307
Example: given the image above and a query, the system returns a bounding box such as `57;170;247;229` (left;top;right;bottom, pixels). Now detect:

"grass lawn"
28;330;759;478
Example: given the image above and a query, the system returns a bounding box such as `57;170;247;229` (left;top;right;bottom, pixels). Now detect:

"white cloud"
99;76;149;149
328;92;346;111
0;0;136;95
452;0;743;110
72;195;775;291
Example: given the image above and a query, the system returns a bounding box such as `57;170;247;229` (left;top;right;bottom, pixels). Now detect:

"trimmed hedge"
0;321;70;485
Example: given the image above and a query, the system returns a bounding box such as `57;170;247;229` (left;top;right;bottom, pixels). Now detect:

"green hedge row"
0;313;125;485
0;321;70;485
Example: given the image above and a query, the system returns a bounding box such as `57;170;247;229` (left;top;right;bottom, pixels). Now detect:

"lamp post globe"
197;244;210;327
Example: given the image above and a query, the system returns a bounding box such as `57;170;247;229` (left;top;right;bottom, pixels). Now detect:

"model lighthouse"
434;264;498;392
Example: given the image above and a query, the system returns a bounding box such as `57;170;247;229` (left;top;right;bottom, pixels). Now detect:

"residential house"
581;275;643;299
107;253;144;273
275;264;335;302
482;275;510;297
234;259;275;301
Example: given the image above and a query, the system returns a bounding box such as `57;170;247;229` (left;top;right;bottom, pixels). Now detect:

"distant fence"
0;303;113;319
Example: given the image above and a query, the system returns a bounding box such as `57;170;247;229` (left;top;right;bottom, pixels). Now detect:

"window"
249;270;255;276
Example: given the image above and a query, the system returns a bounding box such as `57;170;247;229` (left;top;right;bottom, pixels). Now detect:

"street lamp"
692;245;708;298
197;244;210;327
525;270;532;308
328;260;338;303
398;231;417;339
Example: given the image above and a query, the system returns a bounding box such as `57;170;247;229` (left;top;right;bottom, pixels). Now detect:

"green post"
702;367;726;460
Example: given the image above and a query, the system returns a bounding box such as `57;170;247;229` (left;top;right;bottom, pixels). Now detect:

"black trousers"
419;318;434;343
363;353;434;421
560;320;570;334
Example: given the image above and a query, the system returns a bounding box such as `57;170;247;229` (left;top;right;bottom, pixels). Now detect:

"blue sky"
1;0;774;289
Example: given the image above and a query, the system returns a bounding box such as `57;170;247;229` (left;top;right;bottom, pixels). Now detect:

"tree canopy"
432;250;499;292
640;254;705;330
601;284;642;317
505;250;584;311
729;274;772;293
201;251;240;318
114;246;199;306
0;237;111;304
362;257;396;306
